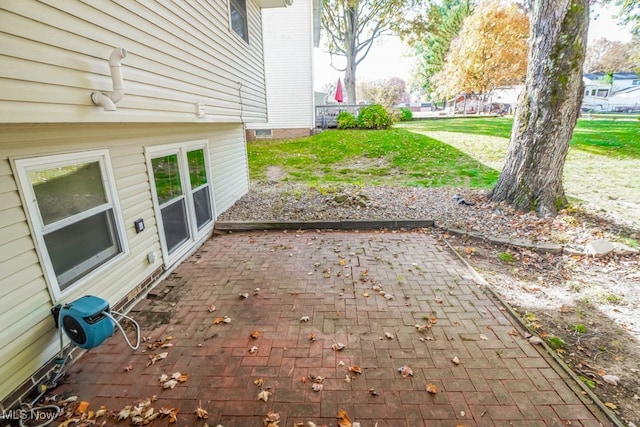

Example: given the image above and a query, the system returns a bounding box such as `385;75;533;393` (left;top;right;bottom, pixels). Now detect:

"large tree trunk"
345;53;357;105
489;0;589;217
344;5;357;104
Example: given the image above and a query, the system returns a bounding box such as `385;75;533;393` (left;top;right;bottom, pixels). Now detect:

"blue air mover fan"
58;296;115;350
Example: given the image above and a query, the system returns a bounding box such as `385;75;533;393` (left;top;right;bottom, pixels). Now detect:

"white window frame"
13;150;128;302
145;140;216;267
229;0;249;43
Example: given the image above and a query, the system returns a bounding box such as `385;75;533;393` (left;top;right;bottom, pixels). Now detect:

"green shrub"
398;107;413;121
337;111;358;129
357;104;393;129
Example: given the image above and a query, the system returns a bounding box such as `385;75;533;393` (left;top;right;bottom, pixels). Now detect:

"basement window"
254;129;273;138
14;150;127;300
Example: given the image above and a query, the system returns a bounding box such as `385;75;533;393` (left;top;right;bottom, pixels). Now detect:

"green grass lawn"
248;128;499;188
247;117;638;190
402;117;640;159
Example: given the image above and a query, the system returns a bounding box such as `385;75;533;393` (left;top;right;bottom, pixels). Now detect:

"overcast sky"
313;5;635;91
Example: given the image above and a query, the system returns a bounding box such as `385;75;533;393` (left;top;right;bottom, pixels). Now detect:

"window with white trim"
15;151;127;299
147;141;214;266
229;0;249;43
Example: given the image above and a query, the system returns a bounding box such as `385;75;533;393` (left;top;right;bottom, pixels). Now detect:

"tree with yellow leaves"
431;0;529;99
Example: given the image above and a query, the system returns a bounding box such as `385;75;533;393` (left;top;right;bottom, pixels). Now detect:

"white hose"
102;310;141;350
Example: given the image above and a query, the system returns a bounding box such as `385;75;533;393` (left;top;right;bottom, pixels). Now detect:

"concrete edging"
214;220;565;254
442;237;624;427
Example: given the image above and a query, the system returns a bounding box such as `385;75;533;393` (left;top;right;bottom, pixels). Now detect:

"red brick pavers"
61;230;612;426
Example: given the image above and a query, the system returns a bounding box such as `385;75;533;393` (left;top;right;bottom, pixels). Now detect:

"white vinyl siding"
0;122;248;402
0;0;267;123
247;0;314;130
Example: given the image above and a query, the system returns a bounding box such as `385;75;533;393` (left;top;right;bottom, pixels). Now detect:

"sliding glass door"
147;142;213;265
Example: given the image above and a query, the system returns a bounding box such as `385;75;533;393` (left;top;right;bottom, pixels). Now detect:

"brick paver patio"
60;230;612;426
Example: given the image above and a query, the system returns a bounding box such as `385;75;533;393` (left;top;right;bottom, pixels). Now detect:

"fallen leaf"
207;304;216;312
602;374;620;386
195;401;208;419
300;376;307;383
159;374;168;382
435;296;443;303
604;402;617;410
300;316;311;322
451;356;460;365
344;374;352;383
158;407;174;415
254;378;264;387
257;390;272;402
332;342;345;351
169;408;179;424
529;336;543;345
239;293;249;299
117;406;132;420
339;258;347;266
312;382;324;392
223;316;231;323
479;334;488;340
124;364;133;372
308;333;317;341
214;317;225;324
263;410;281;427
94;406;106;418
77;401;90;413
508;329;519;336
426;383;438;394
338;360;345;367
249;346;258;353
384;293;395;300
337;409;352;427
384;332;394;340
163;379;178;389
415;323;432;333
251;330;260;339
369;389;379;396
146;352;168;367
398;365;413;377
348;365;363;374
362;292;370;297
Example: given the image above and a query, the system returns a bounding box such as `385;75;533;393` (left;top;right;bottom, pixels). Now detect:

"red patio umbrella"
334;78;344;103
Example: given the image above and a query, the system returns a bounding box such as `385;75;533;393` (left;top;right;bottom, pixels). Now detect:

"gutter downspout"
91;47;128;111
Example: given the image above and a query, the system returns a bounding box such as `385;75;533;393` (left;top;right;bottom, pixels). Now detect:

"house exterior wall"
0;122;249;405
0;0;267;124
0;0;268;407
246;0;314;139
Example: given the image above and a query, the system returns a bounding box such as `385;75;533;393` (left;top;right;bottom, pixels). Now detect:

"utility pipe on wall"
91;47;128;111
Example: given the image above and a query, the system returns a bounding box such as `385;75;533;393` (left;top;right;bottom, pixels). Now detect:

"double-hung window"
15;150;127;300
229;0;249;43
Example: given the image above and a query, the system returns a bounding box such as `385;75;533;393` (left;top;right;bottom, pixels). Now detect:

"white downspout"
91;47;128;111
